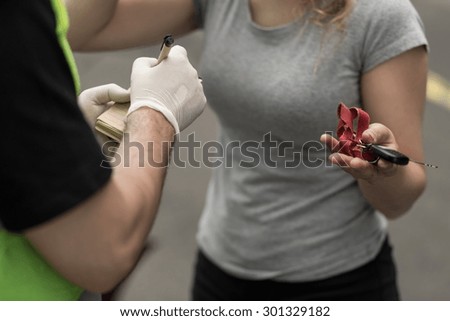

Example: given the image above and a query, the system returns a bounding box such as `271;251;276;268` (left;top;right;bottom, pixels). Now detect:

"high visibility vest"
0;0;83;300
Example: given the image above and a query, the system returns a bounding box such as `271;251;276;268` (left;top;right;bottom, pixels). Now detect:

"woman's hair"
300;0;355;30
297;0;355;72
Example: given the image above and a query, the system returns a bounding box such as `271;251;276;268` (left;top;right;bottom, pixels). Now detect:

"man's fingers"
107;84;130;103
133;57;159;69
169;45;188;59
89;84;130;105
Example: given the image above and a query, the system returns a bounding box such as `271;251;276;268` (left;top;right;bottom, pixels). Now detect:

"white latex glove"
128;45;206;134
78;83;130;144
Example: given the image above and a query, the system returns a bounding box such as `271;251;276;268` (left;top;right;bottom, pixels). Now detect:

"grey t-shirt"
194;0;427;281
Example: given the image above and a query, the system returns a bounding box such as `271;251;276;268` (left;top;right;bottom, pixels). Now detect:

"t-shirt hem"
198;231;387;282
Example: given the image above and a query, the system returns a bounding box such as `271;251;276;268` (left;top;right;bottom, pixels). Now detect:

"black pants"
192;238;399;300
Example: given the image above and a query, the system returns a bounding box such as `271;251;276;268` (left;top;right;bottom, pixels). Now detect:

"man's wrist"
127;107;175;141
119;108;175;169
128;100;180;134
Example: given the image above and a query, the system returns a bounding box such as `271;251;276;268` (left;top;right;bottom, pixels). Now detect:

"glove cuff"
128;100;180;134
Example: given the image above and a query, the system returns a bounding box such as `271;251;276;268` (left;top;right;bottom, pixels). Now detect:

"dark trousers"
192;238;400;300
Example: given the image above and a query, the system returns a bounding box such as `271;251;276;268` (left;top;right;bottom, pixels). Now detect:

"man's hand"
78;83;130;143
128;45;206;134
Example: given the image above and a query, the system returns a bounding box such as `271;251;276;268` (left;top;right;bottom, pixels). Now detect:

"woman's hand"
320;122;400;183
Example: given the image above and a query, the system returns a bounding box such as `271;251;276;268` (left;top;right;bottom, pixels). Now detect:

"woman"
67;0;428;300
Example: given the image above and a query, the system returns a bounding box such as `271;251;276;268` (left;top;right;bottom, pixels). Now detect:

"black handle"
366;144;410;165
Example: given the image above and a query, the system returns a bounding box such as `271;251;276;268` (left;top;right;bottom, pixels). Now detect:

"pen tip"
164;35;174;47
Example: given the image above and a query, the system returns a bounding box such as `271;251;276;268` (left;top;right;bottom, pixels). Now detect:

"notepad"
95;103;129;142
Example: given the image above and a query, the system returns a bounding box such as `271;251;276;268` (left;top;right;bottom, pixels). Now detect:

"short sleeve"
0;0;111;232
359;0;428;73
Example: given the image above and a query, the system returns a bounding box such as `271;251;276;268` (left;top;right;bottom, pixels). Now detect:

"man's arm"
24;47;206;293
65;0;199;51
25;109;173;293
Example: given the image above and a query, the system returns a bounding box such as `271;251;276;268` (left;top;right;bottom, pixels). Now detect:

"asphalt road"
75;0;450;300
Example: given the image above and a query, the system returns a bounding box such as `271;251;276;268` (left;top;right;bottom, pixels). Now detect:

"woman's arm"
322;46;428;219
65;0;199;51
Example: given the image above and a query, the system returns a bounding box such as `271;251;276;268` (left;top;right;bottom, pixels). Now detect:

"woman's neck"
249;0;303;27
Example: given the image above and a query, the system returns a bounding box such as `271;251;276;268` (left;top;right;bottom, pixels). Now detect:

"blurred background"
74;0;449;300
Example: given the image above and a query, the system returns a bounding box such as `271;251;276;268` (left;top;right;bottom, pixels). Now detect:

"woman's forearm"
358;163;426;219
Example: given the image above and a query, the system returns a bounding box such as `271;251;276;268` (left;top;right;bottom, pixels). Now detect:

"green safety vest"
0;0;83;300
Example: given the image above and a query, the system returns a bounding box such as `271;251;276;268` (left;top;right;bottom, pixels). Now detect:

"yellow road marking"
427;71;450;110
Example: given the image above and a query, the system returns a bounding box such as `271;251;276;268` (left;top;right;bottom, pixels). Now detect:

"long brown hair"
299;0;355;31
